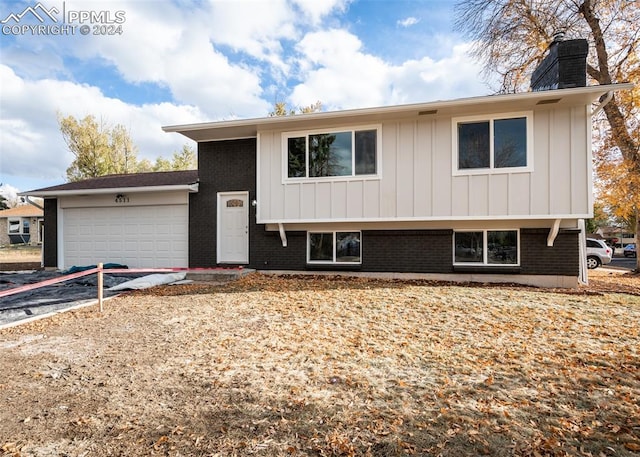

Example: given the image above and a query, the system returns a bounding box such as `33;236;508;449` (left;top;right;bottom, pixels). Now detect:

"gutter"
19;183;199;198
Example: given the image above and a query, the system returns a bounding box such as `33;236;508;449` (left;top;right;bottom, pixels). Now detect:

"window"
8;219;20;234
454;230;518;265
285;127;379;180
308;231;361;264
226;199;244;208
453;112;532;174
7;218;30;235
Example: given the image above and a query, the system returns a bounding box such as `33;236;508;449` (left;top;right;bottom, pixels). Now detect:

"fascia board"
20;183;199;198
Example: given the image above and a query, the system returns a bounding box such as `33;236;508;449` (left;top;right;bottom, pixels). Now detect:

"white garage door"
63;205;188;268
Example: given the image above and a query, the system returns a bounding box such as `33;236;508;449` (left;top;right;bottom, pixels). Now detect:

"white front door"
217;192;249;264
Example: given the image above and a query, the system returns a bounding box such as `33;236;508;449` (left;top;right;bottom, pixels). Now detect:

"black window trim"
307;230;363;265
283;124;382;183
452;111;534;176
452;229;520;266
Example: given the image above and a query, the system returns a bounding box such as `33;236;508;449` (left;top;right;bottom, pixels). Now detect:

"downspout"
582;90;614;283
24;195;44;210
578;219;588;285
591;91;613;117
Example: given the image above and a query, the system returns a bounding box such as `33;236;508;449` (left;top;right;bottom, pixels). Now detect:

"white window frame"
8;218;22;234
452;111;534;176
453;229;520;266
283;125;382;183
307;231;362;265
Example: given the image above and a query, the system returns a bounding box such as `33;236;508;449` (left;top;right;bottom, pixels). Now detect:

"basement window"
308;231;361;264
454;230;519;265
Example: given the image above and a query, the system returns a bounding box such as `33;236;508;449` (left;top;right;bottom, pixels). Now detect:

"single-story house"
0;205;44;246
23;37;633;287
595;227;635;248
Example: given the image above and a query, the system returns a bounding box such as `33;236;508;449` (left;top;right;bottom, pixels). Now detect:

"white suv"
586;238;612;269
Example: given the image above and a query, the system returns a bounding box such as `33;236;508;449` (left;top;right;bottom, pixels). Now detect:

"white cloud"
0;0;493;193
53;0;273;118
292;0;350;25
47;0;354;118
290;29;389;109
289;31;488;110
397;16;420;27
0;65;205;191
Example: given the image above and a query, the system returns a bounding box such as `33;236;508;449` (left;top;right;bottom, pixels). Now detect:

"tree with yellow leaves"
455;0;639;268
269;101;322;117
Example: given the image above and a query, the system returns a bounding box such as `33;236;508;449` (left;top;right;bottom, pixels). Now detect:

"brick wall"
362;230;454;273
251;230;307;270
256;228;578;276
190;139;254;267
43;198;57;268
520;228;579;276
531;38;588;91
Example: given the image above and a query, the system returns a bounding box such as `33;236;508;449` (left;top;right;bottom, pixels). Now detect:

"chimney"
530;34;588;91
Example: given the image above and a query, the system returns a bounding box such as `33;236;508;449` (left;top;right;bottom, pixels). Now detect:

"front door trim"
217;191;249;264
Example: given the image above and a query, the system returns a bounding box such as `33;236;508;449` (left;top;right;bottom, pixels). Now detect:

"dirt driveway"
1;271;639;456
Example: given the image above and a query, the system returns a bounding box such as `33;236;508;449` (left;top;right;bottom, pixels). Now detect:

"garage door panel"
63;204;188;268
93;241;108;252
155;240;171;252
94;225;110;236
139;228;154;236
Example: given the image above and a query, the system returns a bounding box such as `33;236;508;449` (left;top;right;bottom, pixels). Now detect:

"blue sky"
0;0;492;201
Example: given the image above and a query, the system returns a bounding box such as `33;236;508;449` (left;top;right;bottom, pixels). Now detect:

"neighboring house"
23;38;633;287
0;205;44;246
596;227;635;248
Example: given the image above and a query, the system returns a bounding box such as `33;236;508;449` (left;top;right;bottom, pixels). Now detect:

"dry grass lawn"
1;272;639;456
0;246;41;268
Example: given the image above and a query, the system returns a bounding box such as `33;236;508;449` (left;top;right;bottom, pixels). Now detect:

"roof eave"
162;83;634;142
20;183;199;198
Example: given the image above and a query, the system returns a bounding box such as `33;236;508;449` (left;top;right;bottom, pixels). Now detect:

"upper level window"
453;112;533;175
284;126;379;180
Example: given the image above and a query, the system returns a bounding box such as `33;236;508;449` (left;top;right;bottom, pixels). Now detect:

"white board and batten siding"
257;105;590;224
59;191;189;269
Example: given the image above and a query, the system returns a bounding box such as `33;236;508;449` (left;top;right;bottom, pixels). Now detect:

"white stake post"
97;262;104;312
